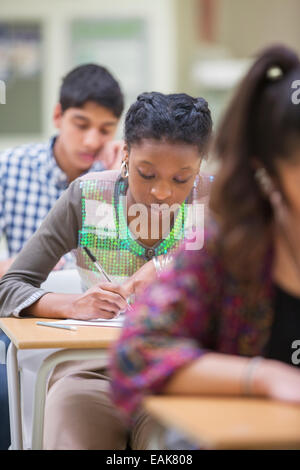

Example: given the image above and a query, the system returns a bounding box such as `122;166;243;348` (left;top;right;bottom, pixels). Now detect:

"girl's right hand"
255;359;300;403
68;282;128;320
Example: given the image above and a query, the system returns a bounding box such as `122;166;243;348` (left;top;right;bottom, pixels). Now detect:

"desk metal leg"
31;348;108;450
6;343;23;450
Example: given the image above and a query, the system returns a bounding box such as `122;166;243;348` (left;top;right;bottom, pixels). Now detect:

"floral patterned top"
110;227;277;417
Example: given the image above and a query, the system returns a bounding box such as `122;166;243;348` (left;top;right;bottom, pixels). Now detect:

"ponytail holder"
137;94;153;106
266;66;283;81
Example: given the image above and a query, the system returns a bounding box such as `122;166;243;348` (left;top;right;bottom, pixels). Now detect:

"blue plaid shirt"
0;136;105;256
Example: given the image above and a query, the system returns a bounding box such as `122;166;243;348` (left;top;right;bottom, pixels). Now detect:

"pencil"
36;321;77;331
83;246;133;311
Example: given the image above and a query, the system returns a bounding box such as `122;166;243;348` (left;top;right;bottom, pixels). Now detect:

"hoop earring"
120;160;129;178
193;160;203;187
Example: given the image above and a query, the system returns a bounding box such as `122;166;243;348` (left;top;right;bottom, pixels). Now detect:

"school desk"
0;317;120;450
144;395;300;449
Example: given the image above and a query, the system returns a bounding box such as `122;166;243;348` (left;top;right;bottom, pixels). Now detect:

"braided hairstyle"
124;92;212;156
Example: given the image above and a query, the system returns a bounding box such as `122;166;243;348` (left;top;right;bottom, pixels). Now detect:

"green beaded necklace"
114;176;187;260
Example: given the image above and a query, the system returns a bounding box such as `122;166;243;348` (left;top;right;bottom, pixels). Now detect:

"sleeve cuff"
12;290;49;317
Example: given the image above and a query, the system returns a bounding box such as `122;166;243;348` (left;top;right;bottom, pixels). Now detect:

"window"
0;22;43;135
71;18;149;110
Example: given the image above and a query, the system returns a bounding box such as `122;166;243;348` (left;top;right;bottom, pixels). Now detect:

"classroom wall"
1;0;300;165
175;0;300;94
0;0;177;148
2;0;300;148
173;0;300;173
218;0;300;57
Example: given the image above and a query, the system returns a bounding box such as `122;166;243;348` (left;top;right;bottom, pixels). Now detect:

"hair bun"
194;97;209;114
137;93;154;106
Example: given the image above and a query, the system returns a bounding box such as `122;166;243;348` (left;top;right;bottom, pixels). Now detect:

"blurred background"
1;0;300;158
0;0;300;259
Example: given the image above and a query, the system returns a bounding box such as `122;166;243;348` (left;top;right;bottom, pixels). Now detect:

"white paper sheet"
50;316;124;328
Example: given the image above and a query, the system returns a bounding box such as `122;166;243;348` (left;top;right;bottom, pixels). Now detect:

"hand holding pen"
83;247;133;312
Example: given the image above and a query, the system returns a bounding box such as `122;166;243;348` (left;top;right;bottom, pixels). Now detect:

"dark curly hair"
124;92;212;156
211;44;300;285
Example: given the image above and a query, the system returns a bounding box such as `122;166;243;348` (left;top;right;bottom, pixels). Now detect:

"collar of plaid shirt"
44;136;105;189
0;135;105;256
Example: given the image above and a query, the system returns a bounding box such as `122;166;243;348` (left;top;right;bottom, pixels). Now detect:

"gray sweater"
0;169;212;317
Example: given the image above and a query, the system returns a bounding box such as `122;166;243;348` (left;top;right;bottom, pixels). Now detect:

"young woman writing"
0;91;213;449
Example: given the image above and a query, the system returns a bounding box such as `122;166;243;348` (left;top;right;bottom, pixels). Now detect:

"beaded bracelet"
242;356;264;396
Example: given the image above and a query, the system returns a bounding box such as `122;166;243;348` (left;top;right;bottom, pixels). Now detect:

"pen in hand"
83;246;132;311
83;246;111;282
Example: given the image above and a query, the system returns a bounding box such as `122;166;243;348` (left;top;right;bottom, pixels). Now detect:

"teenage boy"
0;63;124;277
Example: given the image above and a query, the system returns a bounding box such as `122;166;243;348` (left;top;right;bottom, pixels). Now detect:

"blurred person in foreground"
110;45;300;440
